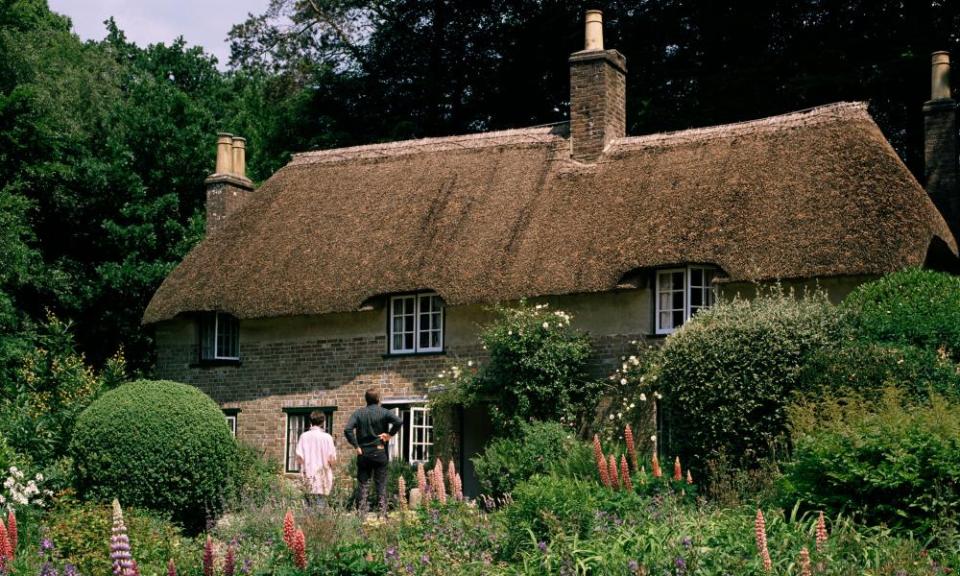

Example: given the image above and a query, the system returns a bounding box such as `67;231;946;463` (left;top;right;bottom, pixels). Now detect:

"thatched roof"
143;102;956;323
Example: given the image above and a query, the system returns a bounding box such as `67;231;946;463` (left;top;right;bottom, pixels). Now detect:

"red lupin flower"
651;452;662;478
816;511;828;553
608;454;620;490
292;529;307;569
167;558;177;576
6;510;15;560
283;510;296;549
619;455;633;492
673;457;682;481
624;425;638;472
224;542;236;576
203;536;214;576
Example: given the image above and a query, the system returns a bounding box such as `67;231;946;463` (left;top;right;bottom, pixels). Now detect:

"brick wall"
154;316;647;468
569;49;626;163
205;176;254;235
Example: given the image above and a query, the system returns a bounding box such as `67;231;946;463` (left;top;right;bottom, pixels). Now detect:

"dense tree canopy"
0;0;958;377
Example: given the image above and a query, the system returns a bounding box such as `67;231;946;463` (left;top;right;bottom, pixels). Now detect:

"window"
389;294;444;354
383;402;433;464
200;312;240;360
284;407;336;473
223;409;239;436
655;266;716;334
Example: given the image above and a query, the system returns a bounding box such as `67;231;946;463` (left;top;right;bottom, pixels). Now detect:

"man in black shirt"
344;388;404;517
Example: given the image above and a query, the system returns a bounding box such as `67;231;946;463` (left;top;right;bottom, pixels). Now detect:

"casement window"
383;402;433;464
283;407;336;473
655;266;717;335
389;294;444;354
200;312;240;361
223;409;239;436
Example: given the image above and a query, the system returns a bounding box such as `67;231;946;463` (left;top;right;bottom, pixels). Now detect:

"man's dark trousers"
356;445;389;517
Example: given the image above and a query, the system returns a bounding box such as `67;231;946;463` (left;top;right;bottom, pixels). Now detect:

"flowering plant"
1;466;51;511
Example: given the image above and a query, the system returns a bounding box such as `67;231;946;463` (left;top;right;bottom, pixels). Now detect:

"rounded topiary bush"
655;290;847;474
842;268;960;360
70;380;237;530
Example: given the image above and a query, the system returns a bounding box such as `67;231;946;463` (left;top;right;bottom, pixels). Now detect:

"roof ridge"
611;101;870;151
288;123;569;166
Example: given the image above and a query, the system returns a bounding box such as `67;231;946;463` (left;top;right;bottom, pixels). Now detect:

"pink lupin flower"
398;475;408;510
6;510;16;561
283;510;296;549
624;425;638;472
799;547;812;576
111;500;138;576
224;542;236;576
754;509;772;573
0;518;10;563
673;457;682;482
202;536;214;576
433;463;447;504
292;529;307;569
592;435;610;487
686;470;693;484
447;460;457;491
619;455;633;492
651;452;662;478
816;511;828;553
416;462;430;500
454;473;463;502
167;558;177;576
608;455;620;490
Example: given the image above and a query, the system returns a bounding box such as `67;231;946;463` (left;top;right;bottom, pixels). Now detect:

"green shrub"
45;497;195;576
70;380;238;531
655;290;846;473
784;387;960;538
798;341;960;401
463;302;602;431
472;421;592;497
843;268;960;360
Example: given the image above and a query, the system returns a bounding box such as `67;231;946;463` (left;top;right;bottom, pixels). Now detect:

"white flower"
507;330;512;335
542;322;549;329
35;473;43;482
629;403;636;409
616;412;622;419
620;378;627;385
628;355;639;366
467;360;474;367
608;414;615;420
654;392;662;400
650;435;657;442
639;394;647;402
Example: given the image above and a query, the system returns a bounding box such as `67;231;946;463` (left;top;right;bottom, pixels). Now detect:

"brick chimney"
569;10;626;163
924;51;959;238
205;132;254;235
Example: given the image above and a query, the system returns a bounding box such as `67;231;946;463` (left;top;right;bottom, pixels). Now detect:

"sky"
47;0;269;67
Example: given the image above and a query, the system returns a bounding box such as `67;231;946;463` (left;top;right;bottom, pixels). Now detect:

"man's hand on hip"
378;433;392;443
356;447;362;455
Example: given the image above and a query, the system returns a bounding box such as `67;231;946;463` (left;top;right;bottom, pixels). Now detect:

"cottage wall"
153;289;654;466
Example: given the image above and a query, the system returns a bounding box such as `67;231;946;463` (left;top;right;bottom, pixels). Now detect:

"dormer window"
655;266;716;335
389;293;444;354
200;312;240;360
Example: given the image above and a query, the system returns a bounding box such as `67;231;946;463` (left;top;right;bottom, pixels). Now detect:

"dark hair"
364;388;380;405
309;410;326;427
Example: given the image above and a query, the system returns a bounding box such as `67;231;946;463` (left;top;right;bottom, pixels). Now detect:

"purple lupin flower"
63;564;78;576
110;500;137;576
39;562;59;576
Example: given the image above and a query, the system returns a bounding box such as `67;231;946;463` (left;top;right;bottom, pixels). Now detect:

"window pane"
672;291;684;309
691;289;703;307
673;310;684;327
419;330;430;349
404;314;415;332
658;273;672;290
404;332;414;350
690;268;703;286
660;311;672;329
672;272;684;286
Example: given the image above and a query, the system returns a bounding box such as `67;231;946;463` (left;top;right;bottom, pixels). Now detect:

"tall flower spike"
433;463;447;504
447;460;457;492
292;529;307;569
619;455;633;492
202;536;214;576
283;510;296;549
131;560;141;576
398;475;408;510
651;452;662;478
624;425;638;472
686;470;693;485
815;511;828;553
111;500;137;576
673;457;682;481
6;510;15;560
608;454;620;490
224;542;236;576
454;473;463;502
416;462;429;500
167;559;177;576
754;509;771;573
799;547;812;576
592;435;604;466
0;518;9;563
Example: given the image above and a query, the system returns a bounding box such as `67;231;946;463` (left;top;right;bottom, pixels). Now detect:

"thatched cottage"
144;12;959;494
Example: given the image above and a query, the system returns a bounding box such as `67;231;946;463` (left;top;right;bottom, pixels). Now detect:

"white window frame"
224;414;237;436
389;293;444;354
201;312;240;360
655;266;716;335
384;403;433;465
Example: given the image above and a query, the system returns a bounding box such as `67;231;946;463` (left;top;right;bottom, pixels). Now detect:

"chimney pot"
932;51;951;101
215;132;234;175
232;137;247;179
584;10;604;51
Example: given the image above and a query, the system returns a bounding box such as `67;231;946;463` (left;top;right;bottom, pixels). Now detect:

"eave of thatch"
143;102;957;324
